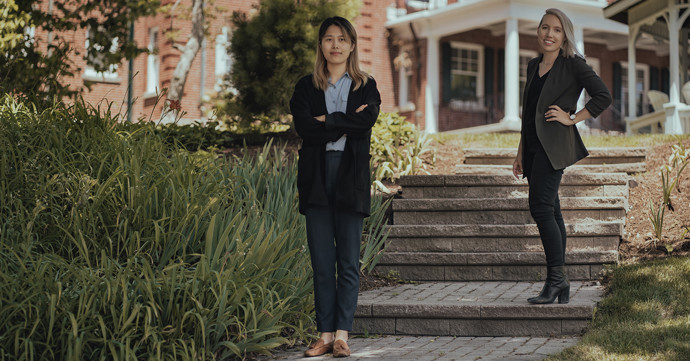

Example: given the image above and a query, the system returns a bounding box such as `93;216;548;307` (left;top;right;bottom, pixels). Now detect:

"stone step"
386;223;622;253
393;197;626;225
463;147;647;165
374;251;616;281
455;163;645;175
399;173;629;199
354;281;603;337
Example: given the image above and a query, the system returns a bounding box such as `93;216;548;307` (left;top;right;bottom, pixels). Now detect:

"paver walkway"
263;335;579;360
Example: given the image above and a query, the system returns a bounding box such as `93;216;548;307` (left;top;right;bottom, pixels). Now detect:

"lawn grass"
432;132;690;149
546;257;690;361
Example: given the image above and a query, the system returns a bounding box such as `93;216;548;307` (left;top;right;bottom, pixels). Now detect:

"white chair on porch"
647;90;669;112
626;90;667;134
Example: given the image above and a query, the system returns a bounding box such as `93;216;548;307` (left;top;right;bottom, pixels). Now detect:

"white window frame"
215;26;234;92
621;62;650;117
398;62;415;112
449;41;484;109
145;27;160;96
83;27;119;82
519;49;538;110
582;57;601;121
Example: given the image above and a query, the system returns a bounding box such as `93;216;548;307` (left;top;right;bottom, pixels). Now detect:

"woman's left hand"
545;105;571;125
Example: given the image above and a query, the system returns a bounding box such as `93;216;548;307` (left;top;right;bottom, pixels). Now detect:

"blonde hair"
539;8;584;58
312;17;369;91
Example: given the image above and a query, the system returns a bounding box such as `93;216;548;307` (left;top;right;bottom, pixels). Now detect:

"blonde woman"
290;16;380;357
512;8;611;304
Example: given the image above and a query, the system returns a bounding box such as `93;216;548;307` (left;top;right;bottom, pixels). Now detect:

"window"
621;63;649;117
583;57;600;110
84;27;119;82
215;27;234;92
449;42;483;105
519;50;538;106
146;28;159;95
398;56;415;111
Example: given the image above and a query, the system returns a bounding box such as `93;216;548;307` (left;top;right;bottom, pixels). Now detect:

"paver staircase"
353;147;645;337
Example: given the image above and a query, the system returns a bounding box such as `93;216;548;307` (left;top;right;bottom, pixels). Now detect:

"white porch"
605;0;690;135
386;0;629;134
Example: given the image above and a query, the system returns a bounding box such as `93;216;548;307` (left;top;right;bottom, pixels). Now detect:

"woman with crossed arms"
290;16;381;357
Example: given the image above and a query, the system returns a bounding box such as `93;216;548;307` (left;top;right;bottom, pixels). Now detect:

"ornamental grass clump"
0;96;389;360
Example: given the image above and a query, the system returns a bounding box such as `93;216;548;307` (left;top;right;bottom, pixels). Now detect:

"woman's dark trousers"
524;147;566;266
305;151;364;332
524;146;570;304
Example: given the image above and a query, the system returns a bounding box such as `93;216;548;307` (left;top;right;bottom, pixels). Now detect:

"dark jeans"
524;146;567;267
305;151;364;332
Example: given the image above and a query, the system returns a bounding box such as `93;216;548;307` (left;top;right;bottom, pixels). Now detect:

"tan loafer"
332;339;351;357
304;339;334;357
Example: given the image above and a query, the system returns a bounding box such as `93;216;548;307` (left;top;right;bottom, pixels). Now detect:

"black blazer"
289;74;381;216
522;52;612;170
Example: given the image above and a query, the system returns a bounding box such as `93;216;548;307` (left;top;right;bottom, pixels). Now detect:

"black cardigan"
522;52;612;170
289;74;381;216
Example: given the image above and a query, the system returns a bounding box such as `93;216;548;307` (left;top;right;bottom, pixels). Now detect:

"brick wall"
357;1;396;113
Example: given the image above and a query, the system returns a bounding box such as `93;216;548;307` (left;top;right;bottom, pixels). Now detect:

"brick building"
59;0;677;132
62;0;395;123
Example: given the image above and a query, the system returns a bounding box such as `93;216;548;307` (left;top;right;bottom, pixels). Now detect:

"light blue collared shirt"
325;72;351;151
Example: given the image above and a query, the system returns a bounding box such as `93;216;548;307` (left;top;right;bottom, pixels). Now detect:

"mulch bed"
619;140;690;262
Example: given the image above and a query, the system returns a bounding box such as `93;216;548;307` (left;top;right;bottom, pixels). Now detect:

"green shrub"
370;112;435;185
151;121;237;150
0;96;389;360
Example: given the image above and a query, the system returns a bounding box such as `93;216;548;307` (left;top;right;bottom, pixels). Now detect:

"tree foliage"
0;0;159;105
214;0;360;129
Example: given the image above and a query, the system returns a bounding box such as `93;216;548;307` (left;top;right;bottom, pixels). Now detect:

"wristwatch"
569;113;576;124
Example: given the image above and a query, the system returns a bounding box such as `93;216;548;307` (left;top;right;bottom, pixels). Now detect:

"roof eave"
603;0;645;24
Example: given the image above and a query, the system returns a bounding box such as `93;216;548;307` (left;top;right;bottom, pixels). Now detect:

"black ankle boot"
528;266;570;304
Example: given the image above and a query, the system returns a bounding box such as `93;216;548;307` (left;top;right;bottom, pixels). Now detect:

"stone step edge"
354;303;595;319
454;163;645;174
378;251;618;265
463;147;647;158
387;223;623;237
352;317;589;336
399;173;629;187
393;197;625;211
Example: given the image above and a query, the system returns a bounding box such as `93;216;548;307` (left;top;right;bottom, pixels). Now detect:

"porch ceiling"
605;0;690;40
386;0;630;49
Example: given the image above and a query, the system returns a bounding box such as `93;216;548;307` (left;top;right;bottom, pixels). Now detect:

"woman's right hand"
512;156;523;179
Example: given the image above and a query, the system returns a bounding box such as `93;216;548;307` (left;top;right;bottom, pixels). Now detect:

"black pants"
305;151;363;332
524;146;567;267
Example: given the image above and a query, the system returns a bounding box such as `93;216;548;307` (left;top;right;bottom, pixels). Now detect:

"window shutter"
650;66;659;91
442;42;452;104
497;48;504;93
484;47;494;108
613;62;621;113
662;68;670;94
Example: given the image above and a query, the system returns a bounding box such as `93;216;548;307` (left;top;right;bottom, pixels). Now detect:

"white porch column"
666;2;683;134
574;26;588;131
627;25;638;125
501;17;520;130
425;34;440;134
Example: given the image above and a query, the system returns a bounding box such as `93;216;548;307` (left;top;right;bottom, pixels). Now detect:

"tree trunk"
161;0;205;123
